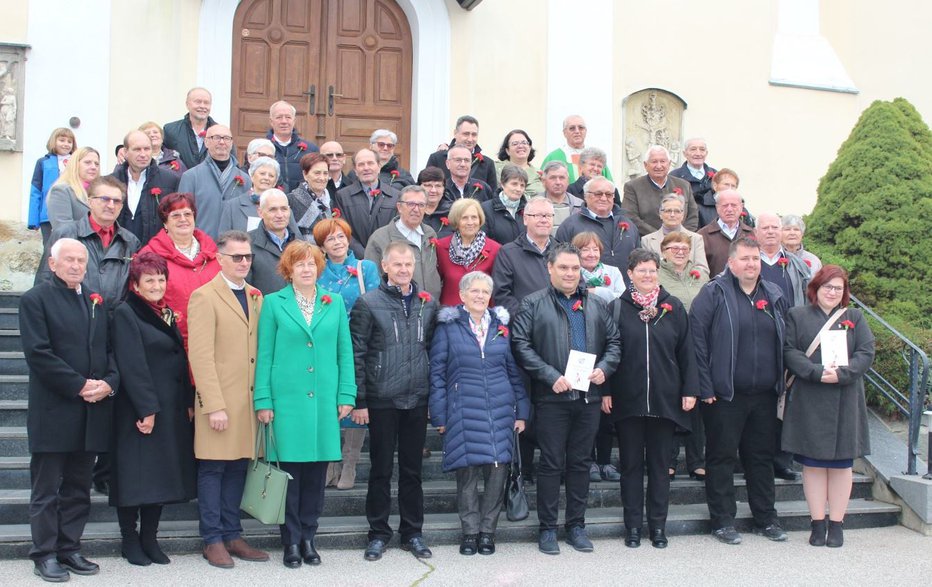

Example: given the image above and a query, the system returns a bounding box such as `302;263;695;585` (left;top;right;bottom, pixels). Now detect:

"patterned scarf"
498;193;522;217
581;263;609;287
630;286;660;323
292;182;332;232
448;230;487;268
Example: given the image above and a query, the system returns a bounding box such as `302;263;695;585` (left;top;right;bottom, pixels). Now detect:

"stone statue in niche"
0;46;27;152
0;87;16;141
622;89;686;178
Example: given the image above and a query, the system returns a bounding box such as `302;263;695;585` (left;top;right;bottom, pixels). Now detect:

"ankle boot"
337;428;366;489
809;519;827;546
139;505;170;564
826;520;844;548
325;462;342;487
118;507;151;566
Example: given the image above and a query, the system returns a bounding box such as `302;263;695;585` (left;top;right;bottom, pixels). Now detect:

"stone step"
0;309;17;330
0;331;20;353
0;353;25;376
0;293;21;310
0;428;26;456
0;376;26;401
0;498;899;559
0;402;26;427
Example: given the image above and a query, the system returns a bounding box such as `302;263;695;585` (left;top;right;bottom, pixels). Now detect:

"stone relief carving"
0;45;28;152
623;89;686;178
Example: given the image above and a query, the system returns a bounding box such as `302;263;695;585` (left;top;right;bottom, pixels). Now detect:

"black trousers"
366;405;428;542
593;412;616;466
670;407;705;472
774;418;794;470
29;451;95;561
617;417;676;530
702;393;778;529
535;399;601;531
279;461;328;545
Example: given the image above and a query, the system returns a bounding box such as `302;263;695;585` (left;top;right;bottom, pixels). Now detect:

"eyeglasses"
399;201;427;209
207;135;234;143
586;191;614;199
167;211;194;220
660;208;684;214
218;252;254;263
524;213;554;220
89;196;124;206
449;157;471;165
321;152;344;158
632;268;658;276
664;246;690;253
373;141;395;149
509;140;530;147
821;284;844;293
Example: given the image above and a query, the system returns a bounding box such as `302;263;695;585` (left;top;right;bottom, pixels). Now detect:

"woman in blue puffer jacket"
429;270;530;557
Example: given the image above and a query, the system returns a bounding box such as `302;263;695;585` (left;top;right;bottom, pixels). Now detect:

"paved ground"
1;526;930;586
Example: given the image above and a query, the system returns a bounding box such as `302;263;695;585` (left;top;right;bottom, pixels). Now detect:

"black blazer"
19;277;118;453
111;160;181;245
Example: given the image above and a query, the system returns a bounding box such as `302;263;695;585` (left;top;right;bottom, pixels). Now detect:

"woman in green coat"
254;241;356;568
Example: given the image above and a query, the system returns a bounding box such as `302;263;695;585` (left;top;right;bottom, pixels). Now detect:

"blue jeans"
197;458;248;545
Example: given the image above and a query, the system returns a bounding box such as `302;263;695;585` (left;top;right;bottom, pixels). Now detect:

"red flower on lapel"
332;208;342;218
804;259;812;268
321;294;332;305
777;257;789;268
473;152;484;163
429;237;439;248
471;182;483;198
370;188;382;198
689;269;701;280
346;265;358;277
840;319;855;330
440;217;450;226
572;300;583;312
151;187;162;203
234;175;245;186
170;160;180;171
740;210;748;218
673;187;683;195
654;302;673;325
707;170;716;178
389;169;400;185
198;130;207;138
418;291;432;303
493;324;509;340
755;299;768;311
89;293;103;318
618;221;630;232
297;141;308;151
249;288;262;301
603;275;612;286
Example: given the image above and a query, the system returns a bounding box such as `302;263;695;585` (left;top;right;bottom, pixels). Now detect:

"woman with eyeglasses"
641;193;708;273
139;192;221;346
494;129;543;197
781;265;874;548
219;156;283;234
419;166;454;239
436;198;501;307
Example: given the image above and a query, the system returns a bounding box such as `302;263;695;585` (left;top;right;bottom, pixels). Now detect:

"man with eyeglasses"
367;129;414;187
566;147;621;206
443;145;494;203
188;230;270;569
363;185;441;300
556;177;640;277
541;115;615;184
318;141;349;193
622;144;698;235
540;161;584;235
425;115;498;190
179;124;253;240
334;148;402;258
266;100;319;192
163;87;224;169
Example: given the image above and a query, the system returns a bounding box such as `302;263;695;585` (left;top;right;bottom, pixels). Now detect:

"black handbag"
505;428;529;522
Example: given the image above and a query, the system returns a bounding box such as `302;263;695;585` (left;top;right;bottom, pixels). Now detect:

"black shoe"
364;538;386;561
589;463;602;483
624;527;641;548
283;545;302;568
140;534;169;565
809;519;827;546
650;528;668;549
300;539;321;565
600;464;621;482
57;553;99;576
459;534;478;556
402;536;432;559
538;529;560;555
712;526;742;545
33;559;69;583
775;467;801;481
93;481;109;495
477;533;495;555
121;532;152;566
754;523;788;542
826;520;844;548
689;469;706;481
566;526;593;552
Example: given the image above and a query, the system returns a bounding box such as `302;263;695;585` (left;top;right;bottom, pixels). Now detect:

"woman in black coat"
110;252;196;566
480;164;527;245
782;265;874;548
604;249;699;549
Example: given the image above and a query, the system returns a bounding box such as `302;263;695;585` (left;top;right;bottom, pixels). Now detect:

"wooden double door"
231;0;413;167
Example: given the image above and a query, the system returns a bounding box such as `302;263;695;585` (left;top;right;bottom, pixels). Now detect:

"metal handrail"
850;295;931;476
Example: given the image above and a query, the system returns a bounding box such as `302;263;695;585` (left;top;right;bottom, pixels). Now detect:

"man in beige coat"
188;230;270;568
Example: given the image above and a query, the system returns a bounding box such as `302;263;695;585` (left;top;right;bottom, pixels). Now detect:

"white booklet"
820;331;849;367
565;350;597;392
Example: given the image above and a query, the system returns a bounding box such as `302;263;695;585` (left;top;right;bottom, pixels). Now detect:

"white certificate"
247;216;262;232
565;350;597;392
820;331;849;367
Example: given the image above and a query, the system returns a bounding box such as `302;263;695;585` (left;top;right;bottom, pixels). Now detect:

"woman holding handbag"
254;241;357;568
782;265;875;548
314;218;381;489
429;271;529;556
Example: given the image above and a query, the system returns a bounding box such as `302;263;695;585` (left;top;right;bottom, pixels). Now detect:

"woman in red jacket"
435;198;500;306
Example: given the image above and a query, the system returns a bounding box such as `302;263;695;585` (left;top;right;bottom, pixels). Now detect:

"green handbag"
240;422;292;525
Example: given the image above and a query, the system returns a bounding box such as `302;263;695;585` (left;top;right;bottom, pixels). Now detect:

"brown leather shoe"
224;538;270;562
203;543;234;569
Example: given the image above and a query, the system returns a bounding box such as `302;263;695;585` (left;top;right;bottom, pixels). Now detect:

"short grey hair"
524;196;555;213
541;160;568;175
499;164;528;186
579;147;606;166
259;188;288;209
683;137;707;151
399;185;427;200
50;238;86;260
642;144;671;163
781;214;806;233
369;129;398;144
562;115;584;129
269;100;296;116
583;176;615;194
246;138;274;157
248;156;281;179
459;271;493;293
659;192;686;212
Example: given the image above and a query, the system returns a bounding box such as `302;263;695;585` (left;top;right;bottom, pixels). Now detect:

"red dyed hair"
311;218;353;247
300;152;327;173
806;264;850;307
277;241;326;282
157;192;197;224
129;251;169;284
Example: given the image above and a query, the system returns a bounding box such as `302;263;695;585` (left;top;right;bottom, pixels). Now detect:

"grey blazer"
47;185;90;229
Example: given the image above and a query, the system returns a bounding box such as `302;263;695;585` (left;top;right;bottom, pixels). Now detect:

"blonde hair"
52;146;99;205
448;198;485;229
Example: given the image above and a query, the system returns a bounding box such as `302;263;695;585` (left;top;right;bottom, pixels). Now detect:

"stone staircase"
0;290;900;558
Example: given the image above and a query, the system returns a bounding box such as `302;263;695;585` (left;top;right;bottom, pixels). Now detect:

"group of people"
20;86;874;582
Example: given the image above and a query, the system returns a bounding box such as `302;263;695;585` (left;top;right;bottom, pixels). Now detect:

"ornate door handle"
304;85;316;115
328;85;343;116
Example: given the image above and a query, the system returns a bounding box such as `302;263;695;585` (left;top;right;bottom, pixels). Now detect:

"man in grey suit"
247;189;300;294
622;145;698;235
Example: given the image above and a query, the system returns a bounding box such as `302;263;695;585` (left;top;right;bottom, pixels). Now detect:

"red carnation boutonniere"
755;298;775;320
618;221;630;233
471;182;483;198
198;130;207;138
369;188;382;198
297;141;308;151
249;288;262;312
346;265;358;277
417;291;432;317
89;293;103;318
150;187;162;203
572;300;583;312
673;187;683;195
804;259;812;268
654;302;673;325
321;294;332;305
689;269;701;280
740;210;748;219
234;175;245;187
429;237;439;249
440;216;450;226
493;324;509;340
603;275;611;286
170;160;180;171
707;170;716;179
332;208;342;218
777;256;789;276
473;152;484;164
840;319;855;330
389;169;400;185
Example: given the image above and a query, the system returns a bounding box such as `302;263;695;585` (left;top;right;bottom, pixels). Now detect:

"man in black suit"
424;115;498;189
20;238;119;582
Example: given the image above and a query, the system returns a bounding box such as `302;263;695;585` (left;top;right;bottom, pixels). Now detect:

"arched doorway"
231;0;413;167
